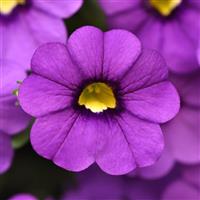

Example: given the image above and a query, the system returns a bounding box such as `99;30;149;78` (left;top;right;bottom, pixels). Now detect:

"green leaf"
12;129;30;149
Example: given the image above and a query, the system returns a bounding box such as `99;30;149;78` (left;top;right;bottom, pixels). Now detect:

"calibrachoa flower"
19;26;180;175
0;61;31;173
0;0;83;70
98;0;200;74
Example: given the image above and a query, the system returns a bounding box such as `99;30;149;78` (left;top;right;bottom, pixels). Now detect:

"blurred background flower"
98;0;200;74
0;62;31;174
0;0;83;71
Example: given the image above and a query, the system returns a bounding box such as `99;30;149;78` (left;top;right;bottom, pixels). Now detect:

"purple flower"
98;0;200;74
0;0;83;70
19;26;179;175
0;61;31;173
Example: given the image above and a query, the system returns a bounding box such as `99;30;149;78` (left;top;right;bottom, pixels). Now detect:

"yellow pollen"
150;0;182;16
78;82;116;113
0;0;25;15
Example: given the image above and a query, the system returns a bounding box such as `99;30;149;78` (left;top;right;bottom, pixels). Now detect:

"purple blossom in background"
0;61;31;173
98;0;200;74
19;26;179;175
0;0;83;70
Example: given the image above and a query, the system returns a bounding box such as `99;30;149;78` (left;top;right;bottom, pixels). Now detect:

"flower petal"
24;8;67;43
108;8;148;32
0;61;30;134
2;8;67;70
0;60;26;96
31;43;82;89
120;49;168;93
31;110;163;174
32;0;83;18
0;133;13;174
178;8;199;45
164;106;200;164
162;20;199;73
189;0;200;8
0;96;30;135
98;0;140;15
68;27;141;80
103;29;141;80
68;26;104;79
19;74;73;117
170;72;200;108
137;145;175;179
123;81;180;123
95;117;136;175
96;112;163;175
31;109;96;172
137;18;163;50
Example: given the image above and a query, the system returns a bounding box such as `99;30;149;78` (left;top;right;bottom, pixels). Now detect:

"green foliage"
65;0;107;34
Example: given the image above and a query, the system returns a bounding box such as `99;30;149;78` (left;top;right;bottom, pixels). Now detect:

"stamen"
150;0;182;16
78;82;116;113
0;0;25;15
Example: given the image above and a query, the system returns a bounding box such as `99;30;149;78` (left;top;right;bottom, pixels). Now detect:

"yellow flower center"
78;82;116;113
0;0;25;15
149;0;182;16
